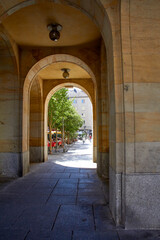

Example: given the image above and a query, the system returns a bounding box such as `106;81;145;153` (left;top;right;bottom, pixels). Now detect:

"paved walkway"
0;141;160;240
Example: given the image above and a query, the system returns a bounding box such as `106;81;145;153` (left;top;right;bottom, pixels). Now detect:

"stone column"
30;77;44;163
97;40;109;179
120;0;160;229
0;32;23;177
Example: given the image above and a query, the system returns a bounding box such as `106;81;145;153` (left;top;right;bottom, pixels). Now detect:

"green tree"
48;88;83;153
64;105;83;144
48;88;69;153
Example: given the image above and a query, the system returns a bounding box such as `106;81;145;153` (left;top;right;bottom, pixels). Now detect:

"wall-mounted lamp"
47;23;62;41
61;68;70;79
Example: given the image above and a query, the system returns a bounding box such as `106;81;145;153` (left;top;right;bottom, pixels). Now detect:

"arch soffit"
1;0;117;96
45;82;93;109
0;0;119;105
0;0;113;46
24;54;96;93
0;25;19;73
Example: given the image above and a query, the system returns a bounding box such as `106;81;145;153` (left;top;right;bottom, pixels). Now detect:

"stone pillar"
92;96;97;163
30;77;44;163
119;0;160;229
97;40;109;179
0;32;23;177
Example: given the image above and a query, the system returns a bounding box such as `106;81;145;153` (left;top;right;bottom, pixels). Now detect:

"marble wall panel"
130;0;160;39
109;166;122;226
121;54;132;83
125;142;135;173
135;112;160;142
30;138;43;147
125;173;160;229
109;140;115;170
134;83;160;112
113;55;123;85
115;142;135;174
0;139;20;153
0;153;21;177
131;39;160;56
135;142;160;173
22;151;29;176
99;125;109;152
30;146;44;163
132;56;160;83
115;142;124;173
115;84;123;113
116;113;127;143
121;0;131;54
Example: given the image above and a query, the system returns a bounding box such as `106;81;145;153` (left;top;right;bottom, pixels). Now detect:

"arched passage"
0;0;125;228
44;82;96;163
23;54;98;172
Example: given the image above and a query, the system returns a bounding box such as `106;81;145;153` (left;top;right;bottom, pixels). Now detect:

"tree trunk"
49;123;52;154
55;128;58;152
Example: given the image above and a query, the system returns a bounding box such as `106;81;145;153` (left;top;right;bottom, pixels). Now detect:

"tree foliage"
48;88;83;148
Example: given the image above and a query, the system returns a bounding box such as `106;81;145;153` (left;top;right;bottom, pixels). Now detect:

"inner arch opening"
24;54;98;171
45;85;95;169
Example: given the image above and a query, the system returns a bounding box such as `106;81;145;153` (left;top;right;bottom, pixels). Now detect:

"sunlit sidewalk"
49;140;96;169
0;141;160;240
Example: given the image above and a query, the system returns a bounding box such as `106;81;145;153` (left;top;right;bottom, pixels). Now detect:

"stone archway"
1;0;125;227
23;54;97;173
44;81;96;163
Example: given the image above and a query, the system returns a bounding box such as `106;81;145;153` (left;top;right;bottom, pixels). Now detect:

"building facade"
68;88;93;135
0;0;160;230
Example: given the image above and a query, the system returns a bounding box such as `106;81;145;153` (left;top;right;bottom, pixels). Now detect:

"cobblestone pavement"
0;141;160;240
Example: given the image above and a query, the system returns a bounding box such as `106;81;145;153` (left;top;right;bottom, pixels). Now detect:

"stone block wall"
0;0;160;230
117;0;160;229
0;30;23;177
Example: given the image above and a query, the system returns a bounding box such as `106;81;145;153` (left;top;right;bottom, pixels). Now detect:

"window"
81;99;85;103
73;99;77;104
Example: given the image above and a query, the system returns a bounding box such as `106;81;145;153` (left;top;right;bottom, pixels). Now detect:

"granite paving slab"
0;229;28;240
56;182;77;188
94;205;116;230
11;204;60;231
0;141;158;240
72;230;119;240
58;178;78;184
79;183;101;189
53;205;95;232
79;178;101;184
77;195;107;205
118;230;160;240
52;187;77;196
78;188;104;196
46;195;77;205
49;173;71;179
0;203;25;228
70;173;88;178
64;168;80;173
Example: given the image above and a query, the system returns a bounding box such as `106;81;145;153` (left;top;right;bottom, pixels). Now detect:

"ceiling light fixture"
61;68;70;79
47;23;62;41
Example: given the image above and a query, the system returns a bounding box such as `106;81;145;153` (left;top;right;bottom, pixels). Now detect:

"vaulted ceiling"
2;2;101;47
2;2;101;80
